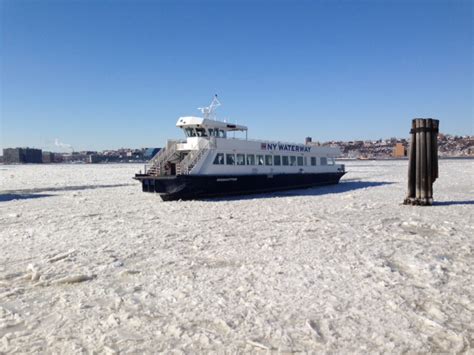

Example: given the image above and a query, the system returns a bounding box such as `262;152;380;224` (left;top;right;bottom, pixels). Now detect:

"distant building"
42;151;55;163
61;152;88;163
392;143;407;158
3;148;22;163
3;148;43;163
26;149;42;163
88;154;104;163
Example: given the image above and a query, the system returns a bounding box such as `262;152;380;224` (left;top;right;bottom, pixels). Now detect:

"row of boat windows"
213;153;330;166
184;128;227;138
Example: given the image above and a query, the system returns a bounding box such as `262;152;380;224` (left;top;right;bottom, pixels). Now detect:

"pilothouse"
135;96;345;200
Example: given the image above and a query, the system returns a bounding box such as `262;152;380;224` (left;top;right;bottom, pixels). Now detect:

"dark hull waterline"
134;172;346;201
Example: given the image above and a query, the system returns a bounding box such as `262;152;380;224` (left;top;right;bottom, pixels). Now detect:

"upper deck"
177;117;247;138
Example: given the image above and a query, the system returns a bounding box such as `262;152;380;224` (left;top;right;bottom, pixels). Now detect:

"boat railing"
178;138;213;175
148;148;167;166
147;141;182;176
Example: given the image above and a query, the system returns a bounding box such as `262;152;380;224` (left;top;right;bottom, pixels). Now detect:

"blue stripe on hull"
135;172;346;201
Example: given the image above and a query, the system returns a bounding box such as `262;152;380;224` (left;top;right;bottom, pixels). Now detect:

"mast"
198;95;221;120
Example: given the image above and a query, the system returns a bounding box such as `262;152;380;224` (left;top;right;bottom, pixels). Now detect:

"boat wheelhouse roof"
176;116;247;132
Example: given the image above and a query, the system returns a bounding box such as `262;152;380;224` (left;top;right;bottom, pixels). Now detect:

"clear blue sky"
1;0;472;151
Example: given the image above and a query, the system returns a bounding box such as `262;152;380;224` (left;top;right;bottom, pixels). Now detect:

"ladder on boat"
147;139;212;176
147;142;180;176
178;139;211;175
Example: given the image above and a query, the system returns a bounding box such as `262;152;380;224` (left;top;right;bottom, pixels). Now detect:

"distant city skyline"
1;0;472;151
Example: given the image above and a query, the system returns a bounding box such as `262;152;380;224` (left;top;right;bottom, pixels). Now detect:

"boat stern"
134;174;188;199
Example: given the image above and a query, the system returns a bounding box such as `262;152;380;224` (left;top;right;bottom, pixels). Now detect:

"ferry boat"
135;96;346;200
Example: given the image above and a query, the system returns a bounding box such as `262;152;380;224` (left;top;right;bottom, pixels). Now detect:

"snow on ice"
0;160;473;353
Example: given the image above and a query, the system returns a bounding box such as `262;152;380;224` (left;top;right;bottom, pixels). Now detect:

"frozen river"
1;160;473;353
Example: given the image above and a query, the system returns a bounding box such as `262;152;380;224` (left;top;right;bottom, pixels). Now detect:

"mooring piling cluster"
404;118;439;206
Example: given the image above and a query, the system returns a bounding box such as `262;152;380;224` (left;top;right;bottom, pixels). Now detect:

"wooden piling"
420;119;427;202
432;119;439;181
407;119;417;199
404;118;439;206
415;119;422;200
426;119;433;204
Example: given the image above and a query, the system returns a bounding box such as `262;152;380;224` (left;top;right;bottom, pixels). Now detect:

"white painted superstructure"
146;96;344;177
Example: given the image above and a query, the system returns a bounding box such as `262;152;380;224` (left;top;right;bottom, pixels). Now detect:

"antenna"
198;94;221;120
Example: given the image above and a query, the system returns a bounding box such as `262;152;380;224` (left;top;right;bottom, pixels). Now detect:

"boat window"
274;155;281;166
282;156;289;166
321;157;327;165
195;128;208;137
226;154;235;165
265;155;273;165
311;157;317;166
213;153;224;165
297;156;304;166
247;154;255;165
218;130;227;138
236;154;245;165
210;128;221;137
330;158;335;165
290;156;297;166
257;155;264;165
185;128;196;137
